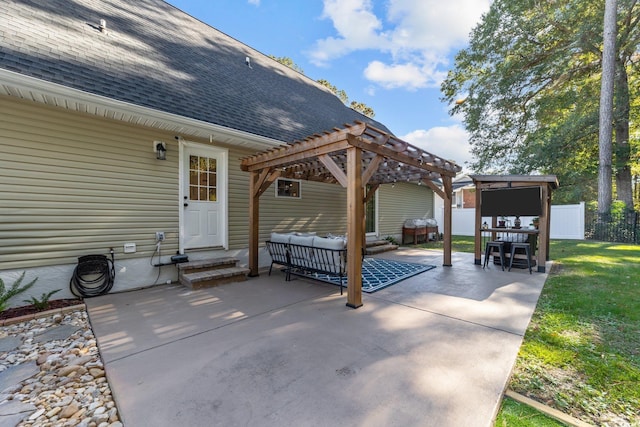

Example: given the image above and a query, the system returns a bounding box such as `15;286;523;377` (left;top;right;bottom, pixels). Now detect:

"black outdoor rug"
295;258;436;293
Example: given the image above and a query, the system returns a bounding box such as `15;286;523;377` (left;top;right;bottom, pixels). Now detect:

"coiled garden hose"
69;252;115;298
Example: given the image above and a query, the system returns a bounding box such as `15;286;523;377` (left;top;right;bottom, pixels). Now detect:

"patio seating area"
85;249;549;427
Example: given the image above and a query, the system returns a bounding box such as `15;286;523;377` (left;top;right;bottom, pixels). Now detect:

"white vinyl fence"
434;201;585;240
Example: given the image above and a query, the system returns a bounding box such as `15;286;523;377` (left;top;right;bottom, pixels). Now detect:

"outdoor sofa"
266;232;347;294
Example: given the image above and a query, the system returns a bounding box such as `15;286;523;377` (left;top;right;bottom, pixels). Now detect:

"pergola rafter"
241;121;462;308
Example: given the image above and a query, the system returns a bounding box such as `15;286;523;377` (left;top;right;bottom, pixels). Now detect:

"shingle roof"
0;0;389;143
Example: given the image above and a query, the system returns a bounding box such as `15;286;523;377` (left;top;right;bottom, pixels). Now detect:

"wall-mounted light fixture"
153;141;167;160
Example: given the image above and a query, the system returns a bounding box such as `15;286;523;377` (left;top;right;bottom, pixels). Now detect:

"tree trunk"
598;0;617;215
614;58;634;208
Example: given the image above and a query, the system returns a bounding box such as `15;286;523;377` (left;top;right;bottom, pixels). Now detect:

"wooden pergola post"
346;146;364;308
442;175;453;267
248;171;260;276
474;184;482;265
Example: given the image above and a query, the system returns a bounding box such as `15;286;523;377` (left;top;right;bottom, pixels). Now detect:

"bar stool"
483;241;505;271
509;242;532;274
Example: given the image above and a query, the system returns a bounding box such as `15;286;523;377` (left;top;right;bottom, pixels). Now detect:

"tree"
271;56;376;118
442;0;639;207
598;0;617;214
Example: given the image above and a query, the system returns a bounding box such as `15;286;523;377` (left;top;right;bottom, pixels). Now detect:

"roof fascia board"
0;69;284;151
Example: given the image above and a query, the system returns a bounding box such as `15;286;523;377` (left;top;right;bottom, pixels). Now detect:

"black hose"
69;253;115;298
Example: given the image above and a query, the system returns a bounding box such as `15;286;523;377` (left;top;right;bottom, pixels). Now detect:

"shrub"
0;272;38;312
24;289;61;311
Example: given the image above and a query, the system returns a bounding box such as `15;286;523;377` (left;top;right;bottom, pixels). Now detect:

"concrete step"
365;243;399;255
177;257;239;275
180;266;251;290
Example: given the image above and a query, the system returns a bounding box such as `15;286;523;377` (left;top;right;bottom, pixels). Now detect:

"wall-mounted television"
480;187;542;217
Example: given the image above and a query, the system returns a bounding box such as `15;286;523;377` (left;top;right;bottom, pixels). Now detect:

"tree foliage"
316;79;349;104
442;0;640;205
349;101;375;118
270;56;376;118
268;55;304;74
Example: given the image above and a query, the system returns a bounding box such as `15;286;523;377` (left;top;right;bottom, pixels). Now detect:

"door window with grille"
189;155;217;202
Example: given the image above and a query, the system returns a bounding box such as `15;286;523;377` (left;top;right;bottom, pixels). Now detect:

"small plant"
0;272;38;312
24;289;61;311
384;235;399;245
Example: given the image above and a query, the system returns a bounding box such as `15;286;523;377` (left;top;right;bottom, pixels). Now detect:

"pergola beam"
318;154;348;188
346;134;456;177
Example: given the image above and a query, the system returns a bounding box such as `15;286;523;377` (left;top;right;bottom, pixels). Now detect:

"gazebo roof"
241;121;462;186
470;175;559;189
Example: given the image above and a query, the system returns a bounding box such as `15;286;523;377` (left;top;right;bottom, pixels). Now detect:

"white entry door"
182;144;227;250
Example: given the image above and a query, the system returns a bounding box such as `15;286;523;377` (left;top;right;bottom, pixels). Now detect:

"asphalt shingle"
1;0;388;142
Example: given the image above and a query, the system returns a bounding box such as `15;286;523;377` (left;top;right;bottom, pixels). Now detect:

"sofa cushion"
313;236;345;250
270;232;293;243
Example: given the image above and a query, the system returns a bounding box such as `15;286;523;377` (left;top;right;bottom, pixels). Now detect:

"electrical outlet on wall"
155;231;165;242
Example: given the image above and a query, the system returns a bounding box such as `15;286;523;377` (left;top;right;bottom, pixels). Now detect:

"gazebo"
470;175;558;273
241;122;462;308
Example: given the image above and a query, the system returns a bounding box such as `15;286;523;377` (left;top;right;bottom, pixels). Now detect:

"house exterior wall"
462;188;476;208
258;181;347;239
1;96;181;270
0;97;350;306
377;182;435;239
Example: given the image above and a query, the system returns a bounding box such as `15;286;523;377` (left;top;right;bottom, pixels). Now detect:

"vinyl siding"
1;96;350;269
227;162;348;248
377;182;435;237
0;96;180;269
259;180;347;239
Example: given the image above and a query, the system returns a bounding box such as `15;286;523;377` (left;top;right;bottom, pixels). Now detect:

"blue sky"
166;0;491;170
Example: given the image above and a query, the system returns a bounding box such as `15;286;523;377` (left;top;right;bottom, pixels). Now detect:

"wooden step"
180;266;251;289
177;257;239;275
366;240;393;248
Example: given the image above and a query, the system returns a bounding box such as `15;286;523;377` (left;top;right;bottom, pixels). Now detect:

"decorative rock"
47;406;63;417
29;407;46;420
60;402;80;418
59;365;83;376
89;368;105;379
0;309;120;427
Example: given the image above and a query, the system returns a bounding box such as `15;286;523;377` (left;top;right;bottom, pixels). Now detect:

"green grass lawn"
416;237;640;426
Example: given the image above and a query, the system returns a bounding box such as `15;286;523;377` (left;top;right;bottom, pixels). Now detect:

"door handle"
183;196;188;207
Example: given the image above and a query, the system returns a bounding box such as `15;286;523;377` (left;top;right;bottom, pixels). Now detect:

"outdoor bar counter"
480;228;539;269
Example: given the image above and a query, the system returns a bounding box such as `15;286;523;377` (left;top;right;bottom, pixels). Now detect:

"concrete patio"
85;249;549;427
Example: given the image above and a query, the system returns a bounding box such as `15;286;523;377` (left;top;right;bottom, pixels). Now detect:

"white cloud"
308;0;388;66
364;61;426;89
248;0;260;5
386;0;491;53
309;0;491;89
402;125;472;170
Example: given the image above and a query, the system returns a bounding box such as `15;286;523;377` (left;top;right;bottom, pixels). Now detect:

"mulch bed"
0;299;84;321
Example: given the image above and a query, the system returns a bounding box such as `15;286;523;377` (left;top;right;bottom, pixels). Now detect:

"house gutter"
0;69;285;151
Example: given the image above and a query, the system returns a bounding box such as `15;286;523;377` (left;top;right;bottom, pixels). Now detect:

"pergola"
241;121;462;308
471;175;559;273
